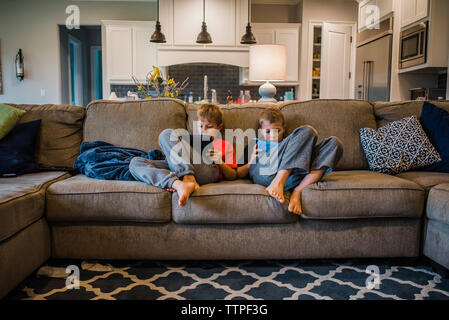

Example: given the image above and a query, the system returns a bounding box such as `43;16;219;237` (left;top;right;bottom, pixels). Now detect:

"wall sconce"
15;49;24;81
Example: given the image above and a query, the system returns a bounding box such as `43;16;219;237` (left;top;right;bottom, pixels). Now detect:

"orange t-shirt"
212;139;237;179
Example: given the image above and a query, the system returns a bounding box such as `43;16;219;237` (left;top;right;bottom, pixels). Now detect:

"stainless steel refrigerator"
355;18;393;102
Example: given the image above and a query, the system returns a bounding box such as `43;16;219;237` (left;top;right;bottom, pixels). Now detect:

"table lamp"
249;44;286;102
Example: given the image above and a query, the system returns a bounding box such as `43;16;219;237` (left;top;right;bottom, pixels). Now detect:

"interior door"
321;23;352;99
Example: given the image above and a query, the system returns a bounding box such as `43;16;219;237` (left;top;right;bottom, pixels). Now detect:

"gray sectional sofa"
1;98;449;299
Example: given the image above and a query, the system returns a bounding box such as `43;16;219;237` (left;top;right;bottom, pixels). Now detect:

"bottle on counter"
244;90;251;104
239;90;244;104
226;90;233;104
211;89;217;104
188;92;194;103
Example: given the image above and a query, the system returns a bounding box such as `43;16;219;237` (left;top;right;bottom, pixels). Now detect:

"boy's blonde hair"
197;103;223;126
258;107;285;127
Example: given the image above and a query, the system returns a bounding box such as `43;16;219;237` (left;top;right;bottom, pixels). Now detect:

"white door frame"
307;20;356;100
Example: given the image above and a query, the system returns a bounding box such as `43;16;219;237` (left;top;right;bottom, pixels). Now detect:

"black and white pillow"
359;116;441;175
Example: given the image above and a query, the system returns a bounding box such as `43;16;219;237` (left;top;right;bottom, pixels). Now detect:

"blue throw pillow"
419;102;449;173
0;120;41;177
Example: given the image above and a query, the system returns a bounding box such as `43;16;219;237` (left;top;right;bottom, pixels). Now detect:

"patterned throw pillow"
359;116;441;175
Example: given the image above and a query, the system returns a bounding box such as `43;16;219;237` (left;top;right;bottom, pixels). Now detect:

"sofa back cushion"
84;99;186;151
9;104;85;169
280;100;376;170
373;100;449;127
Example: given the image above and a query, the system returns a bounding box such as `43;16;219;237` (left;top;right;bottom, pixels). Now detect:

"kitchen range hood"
157;47;249;68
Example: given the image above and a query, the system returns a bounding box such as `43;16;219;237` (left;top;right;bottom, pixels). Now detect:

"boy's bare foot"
265;169;291;203
288;189;303;215
172;180;198;207
266;182;285;203
265;169;292;203
182;175;200;190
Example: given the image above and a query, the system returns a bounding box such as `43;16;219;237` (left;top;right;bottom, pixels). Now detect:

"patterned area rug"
6;259;449;300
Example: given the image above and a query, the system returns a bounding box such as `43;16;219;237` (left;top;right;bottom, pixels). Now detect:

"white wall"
299;0;358;99
0;0;156;105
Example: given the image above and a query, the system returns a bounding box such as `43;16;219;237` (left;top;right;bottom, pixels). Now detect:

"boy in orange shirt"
130;104;237;207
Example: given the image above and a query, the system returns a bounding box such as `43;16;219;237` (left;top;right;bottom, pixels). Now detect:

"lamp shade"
249;44;286;81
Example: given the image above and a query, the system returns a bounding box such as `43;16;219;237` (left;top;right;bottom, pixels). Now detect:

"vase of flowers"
132;66;189;99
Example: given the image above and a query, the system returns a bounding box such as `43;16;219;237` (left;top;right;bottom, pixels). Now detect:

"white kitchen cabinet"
133;26;158;81
252;28;275;45
105;26;133;81
252;24;300;82
172;0;202;45
102;21;157;84
160;0;244;47
275;29;299;82
401;0;429;28
358;0;393;31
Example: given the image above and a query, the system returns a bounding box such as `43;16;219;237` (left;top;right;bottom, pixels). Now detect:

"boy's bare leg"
266;169;292;203
289;167;327;215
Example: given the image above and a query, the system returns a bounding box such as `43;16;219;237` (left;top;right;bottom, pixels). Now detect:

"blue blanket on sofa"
73;140;165;181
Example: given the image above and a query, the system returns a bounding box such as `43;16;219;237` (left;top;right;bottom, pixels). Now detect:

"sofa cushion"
9;104;85;170
301;170;425;219
172;180;298;224
0;103;26;140
426;183;449;225
0;171;70;242
279;100;377;170
0;120;41;177
359;116;441;175
373;100;449;127
84;99;186;152
396;171;449;192
419;101;449;173
46;175;172;223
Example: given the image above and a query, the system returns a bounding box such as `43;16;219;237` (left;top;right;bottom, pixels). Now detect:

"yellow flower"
164;92;170;97
137;85;142;90
170;92;174;98
145;96;152;99
168;78;175;85
149;66;161;81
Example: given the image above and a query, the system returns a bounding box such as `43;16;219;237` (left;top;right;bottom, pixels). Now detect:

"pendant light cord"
203;0;205;23
248;0;250;23
157;0;159;21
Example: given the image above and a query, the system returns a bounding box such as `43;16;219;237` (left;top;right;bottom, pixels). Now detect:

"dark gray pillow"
359;116;441;175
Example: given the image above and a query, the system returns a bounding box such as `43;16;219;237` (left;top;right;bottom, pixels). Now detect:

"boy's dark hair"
258;107;285;127
197;104;223;126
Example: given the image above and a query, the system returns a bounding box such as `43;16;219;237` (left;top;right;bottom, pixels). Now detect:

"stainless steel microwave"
399;22;427;69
